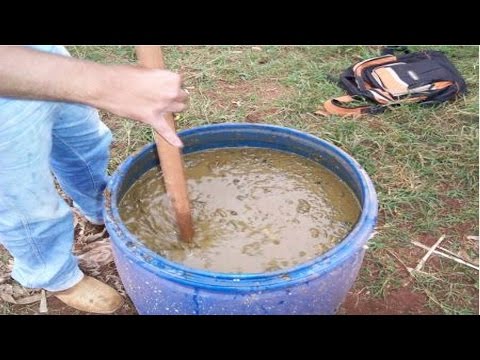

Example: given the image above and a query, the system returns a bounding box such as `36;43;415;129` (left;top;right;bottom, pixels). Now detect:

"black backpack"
320;47;467;116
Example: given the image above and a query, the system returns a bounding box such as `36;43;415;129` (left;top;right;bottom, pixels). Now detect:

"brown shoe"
53;276;123;314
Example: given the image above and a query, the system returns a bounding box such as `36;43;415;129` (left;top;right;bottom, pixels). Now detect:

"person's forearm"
0;46;108;106
0;46;187;147
0;46;183;113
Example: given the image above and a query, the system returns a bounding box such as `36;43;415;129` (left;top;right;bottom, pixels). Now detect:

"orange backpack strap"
322;95;384;116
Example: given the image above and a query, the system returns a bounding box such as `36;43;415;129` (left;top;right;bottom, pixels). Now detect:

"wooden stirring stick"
135;46;194;243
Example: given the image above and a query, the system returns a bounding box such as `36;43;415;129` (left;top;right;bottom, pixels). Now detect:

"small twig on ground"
412;240;479;271
384;249;415;286
437;245;478;266
414;235;446;272
39;290;48;313
411;269;444;281
384;249;414;275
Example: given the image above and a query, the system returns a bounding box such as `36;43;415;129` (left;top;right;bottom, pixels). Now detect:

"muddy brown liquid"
119;148;361;273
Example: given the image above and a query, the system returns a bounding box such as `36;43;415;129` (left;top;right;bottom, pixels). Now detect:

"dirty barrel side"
104;123;378;315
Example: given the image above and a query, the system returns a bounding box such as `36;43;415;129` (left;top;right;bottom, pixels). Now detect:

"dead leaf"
77;239;114;269
251;47;262;51
231;50;243;54
0;283;13;294
84;228;106;243
105;274;126;297
0;293;16;304
12;285;29;298
0;283;16;304
467;235;479;241
89;269;101;277
15;294;42;305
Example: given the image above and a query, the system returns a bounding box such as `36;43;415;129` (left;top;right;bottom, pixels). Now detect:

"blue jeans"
0;46;112;291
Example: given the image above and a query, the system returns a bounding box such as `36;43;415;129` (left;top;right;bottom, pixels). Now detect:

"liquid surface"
120;148;361;273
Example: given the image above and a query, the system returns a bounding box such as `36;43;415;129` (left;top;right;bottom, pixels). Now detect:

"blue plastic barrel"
104;123;378;315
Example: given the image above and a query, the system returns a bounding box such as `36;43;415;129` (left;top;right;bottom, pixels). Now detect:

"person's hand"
97;65;188;147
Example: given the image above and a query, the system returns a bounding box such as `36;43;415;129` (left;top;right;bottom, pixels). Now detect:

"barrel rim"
104;123;378;291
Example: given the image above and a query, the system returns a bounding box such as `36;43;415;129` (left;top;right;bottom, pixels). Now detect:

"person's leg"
50;102;112;225
0;97;122;313
46;77;123;313
0;99;84;292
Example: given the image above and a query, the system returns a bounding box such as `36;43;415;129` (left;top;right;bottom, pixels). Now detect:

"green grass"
62;45;478;314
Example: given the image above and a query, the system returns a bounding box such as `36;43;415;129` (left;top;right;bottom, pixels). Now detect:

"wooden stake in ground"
135;46;194;243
